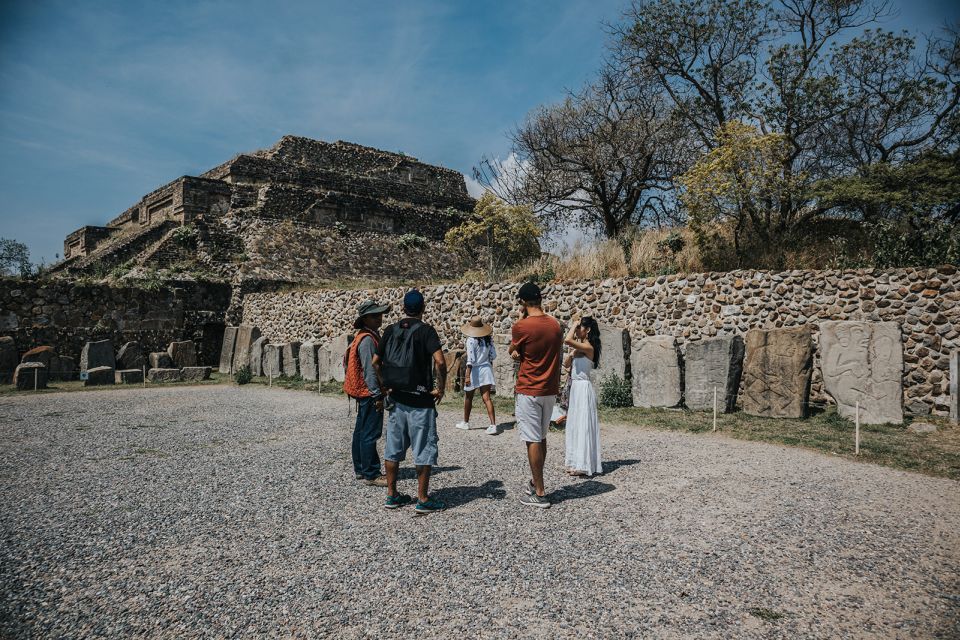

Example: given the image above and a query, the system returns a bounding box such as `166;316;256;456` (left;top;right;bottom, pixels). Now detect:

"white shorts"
515;394;556;442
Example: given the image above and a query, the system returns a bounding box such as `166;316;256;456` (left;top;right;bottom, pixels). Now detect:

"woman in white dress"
455;316;499;435
563;316;602;476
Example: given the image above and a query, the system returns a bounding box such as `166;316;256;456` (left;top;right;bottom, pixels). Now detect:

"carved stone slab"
631;336;682;408
218;326;238;374
299;342;319;381
84;366;115;386
14;362;47;390
492;333;516;396
116;342;144;371
232;325;262;374
282;341;302;377
249;337;267;377
263;344;283;378
742;326;813;418
684;336;745;412
318;334;349;382
167;341;197;368
594;326;630;391
820;321;903;425
80;339;115;372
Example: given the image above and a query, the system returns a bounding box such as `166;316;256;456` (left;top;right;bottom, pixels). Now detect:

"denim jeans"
352;397;383;479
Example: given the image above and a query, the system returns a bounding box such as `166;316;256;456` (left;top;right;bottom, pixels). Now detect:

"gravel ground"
1;386;958;639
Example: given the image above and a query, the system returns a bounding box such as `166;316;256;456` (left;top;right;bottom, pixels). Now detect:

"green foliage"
110;260;135;279
234;366;253;385
599;372;633;408
170;224;197;248
333;221;348;236
446;192;542;278
657;231;685;255
864;219;960;269
0;238;31;277
397;233;430;251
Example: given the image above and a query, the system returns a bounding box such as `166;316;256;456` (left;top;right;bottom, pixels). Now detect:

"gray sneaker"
520;492;551;509
525;480;535;496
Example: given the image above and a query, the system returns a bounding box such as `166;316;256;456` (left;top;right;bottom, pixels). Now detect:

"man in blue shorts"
373;290;448;514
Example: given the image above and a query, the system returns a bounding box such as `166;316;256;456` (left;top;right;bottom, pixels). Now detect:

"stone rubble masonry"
631;336;682;408
951;350;959;425
219;326;238;374
148;368;182;383
742;326;813;419
241;266;959;417
14;362;47;390
820;321;904;425
282;342;302;378
0;336;17;383
80;340;115;372
84;366;115;387
249;337;268;377
149;352;174;369
299;342;319;381
116;369;144;384
233;326;262;374
181;366;212;382
116;342;145;371
684;336;745;412
167;340;198;368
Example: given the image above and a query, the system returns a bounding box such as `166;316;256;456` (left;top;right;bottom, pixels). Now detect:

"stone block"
684;335;745;412
263;343;283;378
149;352;174;369
22;345;57;369
594;326;630;388
631;336;682;408
14;362;47;390
318;334;349;382
950;350;958;425
84;366;115;386
116;369;144;384
907;421;937;434
167;340;197;368
116;341;144;371
0;336;16;384
219;326;239;374
232;325;262;373
57;356;76;381
444;349;466;392
148;368;182;383
181;366;212;382
282;341;302;377
299;342;320;381
492;333;516;396
80;339;115;371
742;326;813;418
249;336;268;377
820;321;903;425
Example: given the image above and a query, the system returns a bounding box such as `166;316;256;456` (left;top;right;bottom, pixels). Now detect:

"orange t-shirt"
511;314;563;396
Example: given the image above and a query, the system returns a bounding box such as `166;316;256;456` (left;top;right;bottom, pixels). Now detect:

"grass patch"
748;607;785;621
0;372;230;396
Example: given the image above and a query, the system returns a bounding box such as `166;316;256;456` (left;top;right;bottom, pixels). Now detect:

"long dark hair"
580;317;601;368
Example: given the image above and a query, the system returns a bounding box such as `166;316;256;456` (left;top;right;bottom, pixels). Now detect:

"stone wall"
241;266;958;416
0;278;231;368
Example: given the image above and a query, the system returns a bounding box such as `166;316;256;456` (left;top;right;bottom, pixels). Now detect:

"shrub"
170;224;197;248
234;366;252;385
599;373;632;408
397;233;430;251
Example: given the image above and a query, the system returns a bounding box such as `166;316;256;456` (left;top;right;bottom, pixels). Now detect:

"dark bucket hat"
357;299;391;318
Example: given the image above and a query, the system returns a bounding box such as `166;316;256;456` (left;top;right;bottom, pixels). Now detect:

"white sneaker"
455;421;470;430
486;425;498;435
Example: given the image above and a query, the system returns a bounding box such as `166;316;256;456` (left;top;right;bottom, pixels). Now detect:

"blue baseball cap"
403;289;425;313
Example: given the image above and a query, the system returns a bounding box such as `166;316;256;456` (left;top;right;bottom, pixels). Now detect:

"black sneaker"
520;492;551;509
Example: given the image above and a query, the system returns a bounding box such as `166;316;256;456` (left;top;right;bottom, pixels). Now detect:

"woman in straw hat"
455;316;499;435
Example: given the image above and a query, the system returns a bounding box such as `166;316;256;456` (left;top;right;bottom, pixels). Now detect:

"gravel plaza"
1;385;958;638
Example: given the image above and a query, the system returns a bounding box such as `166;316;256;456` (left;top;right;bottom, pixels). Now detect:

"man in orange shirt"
509;282;563;509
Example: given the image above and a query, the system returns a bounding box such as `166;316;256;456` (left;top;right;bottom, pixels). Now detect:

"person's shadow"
550;479;615;503
600;458;641;475
397;465;462;480
431;480;506;509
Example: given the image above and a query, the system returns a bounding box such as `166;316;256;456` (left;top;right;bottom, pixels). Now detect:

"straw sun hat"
461;316;492;338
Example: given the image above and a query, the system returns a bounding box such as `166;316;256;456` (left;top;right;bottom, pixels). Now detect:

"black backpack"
380;319;426;392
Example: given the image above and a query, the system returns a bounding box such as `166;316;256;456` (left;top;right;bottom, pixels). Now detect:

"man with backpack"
343;299;391;486
373;290;448;514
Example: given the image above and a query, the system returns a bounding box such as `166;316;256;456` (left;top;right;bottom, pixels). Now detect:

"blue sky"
1;0;958;264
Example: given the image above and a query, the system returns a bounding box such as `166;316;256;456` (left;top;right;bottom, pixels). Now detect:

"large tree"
475;66;687;239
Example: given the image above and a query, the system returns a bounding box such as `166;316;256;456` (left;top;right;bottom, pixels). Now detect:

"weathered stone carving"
0;336;16;384
116;342;144;371
249;337;267;377
684;336;745;412
492;334;516;396
22;346;61;381
148;368;181;383
820;321;903;425
631;336;682;408
181;366;211;382
167;341;197;369
149;352;173;369
80;340;115;372
116;369;144;384
742;326;813;418
219;326;238;374
233;326;262;373
84;366;115;386
299;342;319;381
14;362;47;390
282;342;302;378
594;326;630;390
263;344;283;378
444;350;466;393
318;335;349;382
57;356;76;381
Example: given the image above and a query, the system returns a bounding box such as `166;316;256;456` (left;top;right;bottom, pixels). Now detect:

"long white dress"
565;355;602;475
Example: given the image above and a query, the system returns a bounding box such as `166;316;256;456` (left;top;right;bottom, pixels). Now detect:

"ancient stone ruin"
47;135;479;285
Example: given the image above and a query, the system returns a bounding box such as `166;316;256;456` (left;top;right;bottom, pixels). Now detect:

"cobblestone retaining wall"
242;266;958;417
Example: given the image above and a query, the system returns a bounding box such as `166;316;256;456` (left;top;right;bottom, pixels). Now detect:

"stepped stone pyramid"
49;136;478;284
